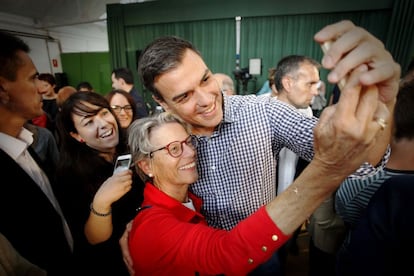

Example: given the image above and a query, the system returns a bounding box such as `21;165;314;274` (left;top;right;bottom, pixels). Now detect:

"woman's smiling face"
70;101;119;152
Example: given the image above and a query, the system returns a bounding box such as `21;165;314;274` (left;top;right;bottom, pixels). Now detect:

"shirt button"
262;246;268;252
211;165;216;170
272;235;278;241
248;258;254;264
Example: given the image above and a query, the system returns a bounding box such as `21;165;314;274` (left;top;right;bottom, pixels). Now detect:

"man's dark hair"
112;67;134;85
0;30;30;81
38;73;56;86
76;81;93;91
138;36;201;101
274;55;320;93
394;84;414;141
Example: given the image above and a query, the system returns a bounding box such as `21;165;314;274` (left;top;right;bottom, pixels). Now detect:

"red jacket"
129;182;290;275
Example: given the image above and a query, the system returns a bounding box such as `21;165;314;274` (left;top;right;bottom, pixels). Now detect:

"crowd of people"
0;18;411;276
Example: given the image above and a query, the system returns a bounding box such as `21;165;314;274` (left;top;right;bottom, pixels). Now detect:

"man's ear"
0;77;10;105
270;83;278;97
281;76;293;93
0;76;8;92
152;95;170;112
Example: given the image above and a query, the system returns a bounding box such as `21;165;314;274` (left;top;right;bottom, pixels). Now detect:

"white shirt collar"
182;197;196;211
0;127;34;159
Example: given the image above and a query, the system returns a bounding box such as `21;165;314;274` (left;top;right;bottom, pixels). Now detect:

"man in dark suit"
0;30;73;275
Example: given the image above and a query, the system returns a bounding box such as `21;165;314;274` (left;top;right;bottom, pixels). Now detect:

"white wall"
0;11;109;74
22;37;62;74
48;23;109;53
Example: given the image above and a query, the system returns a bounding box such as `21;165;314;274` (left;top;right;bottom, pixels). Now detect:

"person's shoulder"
375;174;414;198
348;173;414;255
229;93;293;112
226;93;264;110
23;122;37;134
130;87;145;101
130;86;140;95
365;174;414;224
230;93;271;102
35;124;55;137
225;94;290;126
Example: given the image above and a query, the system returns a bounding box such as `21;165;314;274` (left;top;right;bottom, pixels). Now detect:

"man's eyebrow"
171;91;188;102
201;68;210;80
170;68;210;102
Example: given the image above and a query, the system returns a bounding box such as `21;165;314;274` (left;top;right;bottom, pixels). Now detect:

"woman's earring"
79;138;85;143
148;173;153;178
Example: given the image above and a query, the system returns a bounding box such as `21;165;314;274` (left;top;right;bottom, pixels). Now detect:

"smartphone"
113;154;132;174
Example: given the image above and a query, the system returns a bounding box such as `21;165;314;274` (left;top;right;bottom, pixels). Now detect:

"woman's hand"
85;170;133;244
314;20;400;105
92;170;133;210
120;221;135;275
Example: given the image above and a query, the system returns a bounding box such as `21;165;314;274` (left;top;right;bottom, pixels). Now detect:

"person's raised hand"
313;63;387;182
314;20;400;105
94;170;133;207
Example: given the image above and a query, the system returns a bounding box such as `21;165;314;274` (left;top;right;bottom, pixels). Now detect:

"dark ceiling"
0;0;143;28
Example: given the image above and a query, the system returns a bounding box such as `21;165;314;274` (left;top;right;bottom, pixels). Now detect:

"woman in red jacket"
126;93;383;275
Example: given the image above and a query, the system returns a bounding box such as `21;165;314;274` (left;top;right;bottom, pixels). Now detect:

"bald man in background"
214;73;235;95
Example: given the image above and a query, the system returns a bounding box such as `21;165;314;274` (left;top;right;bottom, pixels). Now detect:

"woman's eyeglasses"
111;105;133;113
149;135;198;158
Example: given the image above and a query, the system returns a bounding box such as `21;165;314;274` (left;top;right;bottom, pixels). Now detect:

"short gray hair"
274;55;321;93
127;112;192;182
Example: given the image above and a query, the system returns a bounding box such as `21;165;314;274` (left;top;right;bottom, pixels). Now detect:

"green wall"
106;0;412;106
108;0;392;26
60;52;112;95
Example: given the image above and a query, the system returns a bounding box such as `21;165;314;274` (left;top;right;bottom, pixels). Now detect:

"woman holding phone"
55;91;144;276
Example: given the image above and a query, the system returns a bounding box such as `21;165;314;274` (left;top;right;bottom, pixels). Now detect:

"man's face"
286;63;320;109
153;49;223;136
111;73;122;90
0;51;43;122
35;79;55;97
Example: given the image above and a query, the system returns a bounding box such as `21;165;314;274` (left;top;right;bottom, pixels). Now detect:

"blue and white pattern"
190;94;387;230
335;165;409;228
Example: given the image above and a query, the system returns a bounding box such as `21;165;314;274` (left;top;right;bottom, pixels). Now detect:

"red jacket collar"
142;182;205;222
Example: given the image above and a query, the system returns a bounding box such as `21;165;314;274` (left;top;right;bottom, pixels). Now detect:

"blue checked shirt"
190;94;387;231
